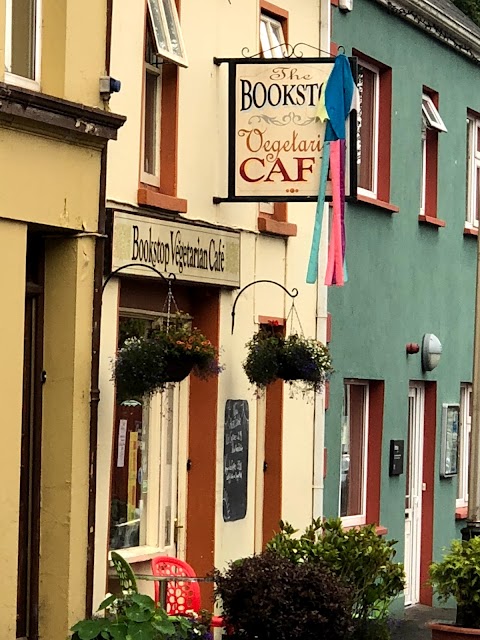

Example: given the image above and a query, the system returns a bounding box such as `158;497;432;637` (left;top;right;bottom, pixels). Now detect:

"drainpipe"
312;0;331;519
86;0;113;615
462;235;480;539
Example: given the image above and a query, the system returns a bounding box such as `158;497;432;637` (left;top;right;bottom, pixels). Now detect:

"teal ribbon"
306;141;331;284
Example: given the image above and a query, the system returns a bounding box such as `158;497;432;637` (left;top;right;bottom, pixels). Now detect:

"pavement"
390;605;456;639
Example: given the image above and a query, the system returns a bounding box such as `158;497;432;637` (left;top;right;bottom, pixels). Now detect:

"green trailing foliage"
430;537;480;628
452;0;480;27
266;518;405;636
214;551;354;640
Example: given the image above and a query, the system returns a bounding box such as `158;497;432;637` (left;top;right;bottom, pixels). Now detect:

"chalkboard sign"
223;400;249;522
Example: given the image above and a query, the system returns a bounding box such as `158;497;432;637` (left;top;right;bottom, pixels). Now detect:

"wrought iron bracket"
231;279;299;334
102;263;176;295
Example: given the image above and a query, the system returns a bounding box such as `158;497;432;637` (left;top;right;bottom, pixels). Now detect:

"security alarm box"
389;440;404;476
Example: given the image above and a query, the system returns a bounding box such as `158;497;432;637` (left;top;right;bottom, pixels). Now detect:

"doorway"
17;235;44;640
404;383;425;606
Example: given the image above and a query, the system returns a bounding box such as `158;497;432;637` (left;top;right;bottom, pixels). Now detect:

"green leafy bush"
243;328;332;393
430;537;480;628
70;592;212;640
266;518;405;630
214;551;354;640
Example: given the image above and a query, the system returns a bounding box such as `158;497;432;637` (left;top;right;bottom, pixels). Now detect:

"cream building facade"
93;0;331;611
0;1;124;639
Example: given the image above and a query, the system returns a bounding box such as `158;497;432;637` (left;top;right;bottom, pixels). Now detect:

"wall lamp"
421;333;442;371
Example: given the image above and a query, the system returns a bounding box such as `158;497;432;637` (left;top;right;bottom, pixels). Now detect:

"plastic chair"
151;556;224;628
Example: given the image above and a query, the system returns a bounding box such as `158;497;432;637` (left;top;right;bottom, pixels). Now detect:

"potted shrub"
429;537;480;638
113;316;221;399
214;550;354;640
243;326;332;393
266;518;405;640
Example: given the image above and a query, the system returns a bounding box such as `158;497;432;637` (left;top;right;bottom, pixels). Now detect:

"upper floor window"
5;0;42;89
148;0;188;67
466;114;480;229
260;12;287;58
419;90;446;223
357;61;379;195
141;0;187;191
354;52;392;204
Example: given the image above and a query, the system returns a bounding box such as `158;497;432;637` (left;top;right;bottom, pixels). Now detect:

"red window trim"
421;87;440;220
353;50;392;204
418;214;445;228
464;226;478;237
356;193;399;213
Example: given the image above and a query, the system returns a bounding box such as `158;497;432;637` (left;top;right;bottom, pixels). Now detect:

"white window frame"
357;60;379;199
260;13;287;58
466;116;480;228
457;384;472;509
141;45;162;186
420;122;427;215
147;0;188;68
339;380;369;527
4;0;42;90
422;94;447;133
109;311;182;562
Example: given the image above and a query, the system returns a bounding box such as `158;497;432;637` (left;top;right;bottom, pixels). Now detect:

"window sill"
418;214;446;228
464;226;478;237
455;506;468;520
355;194;400;214
258;216;297;237
108;546;163;565
138;187;188;214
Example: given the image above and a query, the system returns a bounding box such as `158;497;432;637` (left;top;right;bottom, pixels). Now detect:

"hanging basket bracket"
231;279;299;334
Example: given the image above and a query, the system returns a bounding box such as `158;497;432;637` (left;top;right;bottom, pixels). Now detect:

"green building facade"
325;0;480;607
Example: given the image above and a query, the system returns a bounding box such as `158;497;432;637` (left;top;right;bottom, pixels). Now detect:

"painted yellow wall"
0;220;26;634
0;128;101;231
39;237;96;637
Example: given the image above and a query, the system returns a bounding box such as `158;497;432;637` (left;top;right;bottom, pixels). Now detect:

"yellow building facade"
93;0;331;614
0;1;124;638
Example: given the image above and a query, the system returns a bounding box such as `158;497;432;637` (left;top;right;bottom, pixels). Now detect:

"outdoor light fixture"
421;333;442;371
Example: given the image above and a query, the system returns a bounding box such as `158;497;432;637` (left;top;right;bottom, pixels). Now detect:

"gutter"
374;0;480;61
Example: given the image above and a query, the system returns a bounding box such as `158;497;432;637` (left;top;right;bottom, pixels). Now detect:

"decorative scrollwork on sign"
248;112;317;127
240;42;336;60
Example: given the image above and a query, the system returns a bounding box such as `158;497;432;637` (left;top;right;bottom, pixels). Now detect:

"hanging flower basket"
243;328;333;394
113;318;221;399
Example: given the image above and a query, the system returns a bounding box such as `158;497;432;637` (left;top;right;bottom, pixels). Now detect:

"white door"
404;383;425;606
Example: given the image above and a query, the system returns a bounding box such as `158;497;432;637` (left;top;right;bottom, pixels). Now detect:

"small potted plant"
243;324;332;393
114;316;221;399
429;537;480;638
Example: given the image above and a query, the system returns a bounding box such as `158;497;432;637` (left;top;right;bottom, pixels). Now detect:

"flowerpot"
430;622;480;639
163;359;194;382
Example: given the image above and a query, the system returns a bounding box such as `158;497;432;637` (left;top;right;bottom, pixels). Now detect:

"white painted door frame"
404;382;425;606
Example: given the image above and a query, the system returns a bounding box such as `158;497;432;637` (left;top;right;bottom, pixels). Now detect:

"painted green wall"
326;0;478;596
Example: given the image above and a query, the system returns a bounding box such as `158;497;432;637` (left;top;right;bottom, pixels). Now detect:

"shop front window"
109;315;179;552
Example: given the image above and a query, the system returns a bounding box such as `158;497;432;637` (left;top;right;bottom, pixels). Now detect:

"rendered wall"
325;0;477;598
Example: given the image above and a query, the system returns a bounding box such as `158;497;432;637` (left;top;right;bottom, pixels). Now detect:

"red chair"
151;556;225;628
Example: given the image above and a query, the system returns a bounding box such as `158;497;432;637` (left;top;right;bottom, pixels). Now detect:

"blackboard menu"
223;400;249;522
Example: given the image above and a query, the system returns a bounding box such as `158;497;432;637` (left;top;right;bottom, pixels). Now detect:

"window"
357;62;379;195
5;0;41;89
257;3;296;235
139;0;188;209
260;13;287;58
419;90;447;222
457;384;472;508
109;315;179;554
354;51;392;204
340;381;369;526
142;27;162;184
466;114;480;229
147;0;187;67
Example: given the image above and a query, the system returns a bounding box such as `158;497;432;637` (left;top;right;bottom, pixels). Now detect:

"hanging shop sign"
215;56;357;203
112;211;241;287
